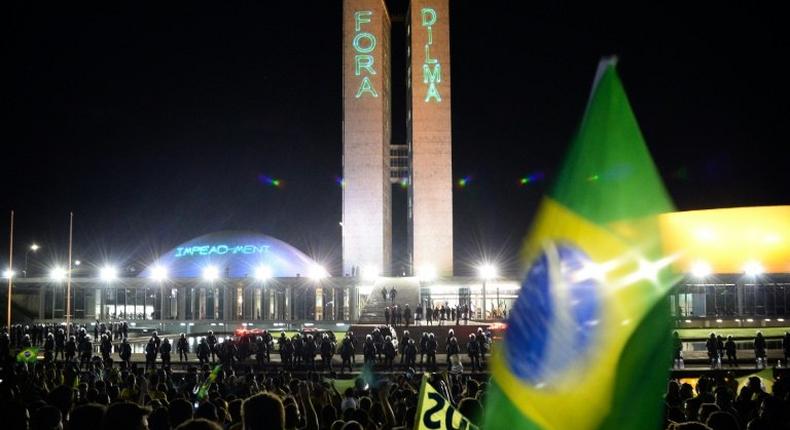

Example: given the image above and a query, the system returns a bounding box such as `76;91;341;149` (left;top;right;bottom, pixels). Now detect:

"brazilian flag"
17;347;39;364
485;58;677;430
194;364;222;400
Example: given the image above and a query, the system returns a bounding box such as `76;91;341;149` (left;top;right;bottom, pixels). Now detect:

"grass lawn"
677;327;790;340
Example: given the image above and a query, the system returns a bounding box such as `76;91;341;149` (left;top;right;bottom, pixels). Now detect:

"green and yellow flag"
194;364;222;400
485;58;677;429
414;373;478;430
16;347;39;364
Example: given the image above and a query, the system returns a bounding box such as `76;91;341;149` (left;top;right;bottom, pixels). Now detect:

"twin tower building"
342;0;453;278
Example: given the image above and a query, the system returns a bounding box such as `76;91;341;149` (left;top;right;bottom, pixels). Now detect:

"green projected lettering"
356;76;378;98
420;8;442;103
353;11;378;98
354;10;371;31
353;32;377;53
355;55;376;76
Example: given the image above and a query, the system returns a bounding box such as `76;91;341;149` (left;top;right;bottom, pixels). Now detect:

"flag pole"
6;210;14;330
66;212;73;336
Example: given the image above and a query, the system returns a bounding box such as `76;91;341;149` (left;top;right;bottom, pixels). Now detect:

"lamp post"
5;212;12;329
24;243;40;278
478;264;497;321
99;265;117;324
65;213;73;336
255;265;272;320
308;265;328;321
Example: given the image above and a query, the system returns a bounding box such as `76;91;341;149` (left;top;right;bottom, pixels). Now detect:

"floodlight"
478;264;498;280
308;264;329;281
690;261;712;279
254;265;273;281
417;264;437;282
202;265;220;281
150;265;168;281
360;265;379;281
99;266;118;282
743;261;764;277
50;267;67;281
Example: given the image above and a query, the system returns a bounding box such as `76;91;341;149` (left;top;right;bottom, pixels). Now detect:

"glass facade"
672;275;790;318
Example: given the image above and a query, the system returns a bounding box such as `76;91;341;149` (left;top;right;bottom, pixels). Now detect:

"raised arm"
299;381;319;430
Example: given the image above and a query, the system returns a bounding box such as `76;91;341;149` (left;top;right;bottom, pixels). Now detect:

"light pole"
309;264;328;321
478;264;497;320
255;265;272;320
99;265;118;322
24;243;40;278
5;211;13;329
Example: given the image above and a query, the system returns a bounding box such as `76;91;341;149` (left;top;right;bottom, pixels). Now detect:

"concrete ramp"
359;277;421;323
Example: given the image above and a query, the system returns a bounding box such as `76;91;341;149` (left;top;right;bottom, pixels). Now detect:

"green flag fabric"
485;58;677;430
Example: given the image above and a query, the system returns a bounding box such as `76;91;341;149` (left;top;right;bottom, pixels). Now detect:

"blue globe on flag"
504;242;601;385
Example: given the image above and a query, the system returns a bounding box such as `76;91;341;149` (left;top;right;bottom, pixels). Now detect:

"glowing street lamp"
99;266;118;282
743;261;764;277
478;264;498;280
202;265;220;282
50;267;67;282
690;261;712;279
2;269;15;279
478;264;498;320
417;264;437;282
254;265;273;281
360;265;379;281
150;265;168;282
308;264;329;282
24;243;40;277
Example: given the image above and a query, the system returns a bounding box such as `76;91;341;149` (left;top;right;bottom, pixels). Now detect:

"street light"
253;265;272;320
254;265;272;281
24;243;40;277
202;265;220;281
149;265;169;282
360;265;379;281
416;264;437;282
690;261;712;279
478;263;498;320
743;261;764;277
2;269;15;279
50;267;67;282
308;265;329;281
99;266;118;282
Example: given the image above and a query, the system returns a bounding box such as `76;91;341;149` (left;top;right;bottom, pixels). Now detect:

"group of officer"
672;330;790;368
361;326;489;371
384;303;475;327
2;322;492;373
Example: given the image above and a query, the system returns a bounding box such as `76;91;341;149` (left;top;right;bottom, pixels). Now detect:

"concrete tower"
407;0;453;276
342;0;392;277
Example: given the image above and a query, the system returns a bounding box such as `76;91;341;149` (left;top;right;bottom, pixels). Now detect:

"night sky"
3;2;788;277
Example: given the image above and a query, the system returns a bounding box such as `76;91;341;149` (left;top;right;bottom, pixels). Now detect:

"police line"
414;373;478;430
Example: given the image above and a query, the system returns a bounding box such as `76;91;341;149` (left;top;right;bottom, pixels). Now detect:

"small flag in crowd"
414;373;478;430
16;347;39;364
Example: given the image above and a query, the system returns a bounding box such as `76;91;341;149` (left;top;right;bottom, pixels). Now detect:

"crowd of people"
6;321;790;429
1;347;488;430
663;372;790;430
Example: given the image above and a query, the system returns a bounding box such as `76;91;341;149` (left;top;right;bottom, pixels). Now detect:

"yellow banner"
414;373;478;430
